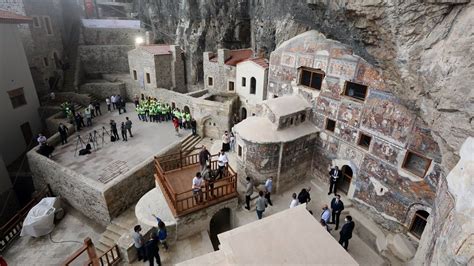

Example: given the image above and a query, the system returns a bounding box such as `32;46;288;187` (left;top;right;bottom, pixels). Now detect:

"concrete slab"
52;103;186;184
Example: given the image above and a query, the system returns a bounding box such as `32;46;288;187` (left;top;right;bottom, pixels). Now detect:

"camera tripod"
74;134;87;157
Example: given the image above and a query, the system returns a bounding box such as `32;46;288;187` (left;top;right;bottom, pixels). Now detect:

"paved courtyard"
52;103;186;183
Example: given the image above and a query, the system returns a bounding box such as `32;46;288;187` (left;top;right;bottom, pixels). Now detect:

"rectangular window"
32;16;40;28
43;57;49;67
409;211;429;239
208;77;213;86
43;16;53;35
229;81;235;91
344;81;368;101
8;88;27;109
146;73;151;84
357;132;372;149
325;118;336;132
299;68;324;90
133;70;137;80
402;151;432;177
242;77;246;87
238;145;242;157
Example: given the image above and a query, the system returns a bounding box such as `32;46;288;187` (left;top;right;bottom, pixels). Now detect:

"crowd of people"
133;95;197;136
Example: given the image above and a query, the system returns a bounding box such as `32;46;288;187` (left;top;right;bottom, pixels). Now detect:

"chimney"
217;49;230;65
145;31;154;45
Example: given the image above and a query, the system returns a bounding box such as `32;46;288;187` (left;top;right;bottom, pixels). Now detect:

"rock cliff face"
140;0;473;263
140;0;473;173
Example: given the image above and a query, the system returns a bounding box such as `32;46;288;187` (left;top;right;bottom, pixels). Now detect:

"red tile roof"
241;57;269;69
139;45;172;55
224;49;253;66
0;9;32;24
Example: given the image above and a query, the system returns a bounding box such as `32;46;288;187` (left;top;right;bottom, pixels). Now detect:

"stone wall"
203;52;237;94
27;135;183;226
79;45;133;74
174;198;238;240
27;150;110;225
80;81;126;100
81;27;140;45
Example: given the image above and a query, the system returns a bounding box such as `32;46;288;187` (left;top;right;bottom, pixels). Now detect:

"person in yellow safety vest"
149;104;156;122
185;113;191;129
156;104;162;123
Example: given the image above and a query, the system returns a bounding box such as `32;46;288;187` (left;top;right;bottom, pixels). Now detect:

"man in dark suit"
145;235;161;266
339;215;355;250
330;194;345;230
328;166;341;195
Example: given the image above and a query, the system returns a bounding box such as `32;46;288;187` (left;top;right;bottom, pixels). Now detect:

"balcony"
154;152;238;217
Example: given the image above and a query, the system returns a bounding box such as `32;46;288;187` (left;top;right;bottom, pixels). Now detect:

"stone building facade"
233;95;317;192
203;48;253;93
237;30;443;234
235;58;269;118
0;0;66;99
128;45;186;93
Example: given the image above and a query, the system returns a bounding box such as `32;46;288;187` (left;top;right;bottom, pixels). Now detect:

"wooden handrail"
62;237;98;266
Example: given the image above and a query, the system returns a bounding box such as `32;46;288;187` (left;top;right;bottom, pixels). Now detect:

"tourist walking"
290;193;299;208
321;204;331;224
190;118;197;136
58;123;68;145
264;177;273;206
339;216;355;250
121;122;128;141
145;235;162;266
198;146;211;171
110;120;119;141
222;131;230;152
202;164;216;198
88;102;95;118
330;194;345;230
217;150;229;179
245;177;253;210
84;108;92;127
125;117;133;137
111;95;117;110
328;166;341;195
172;117;179;136
256;191;268;220
297;187;311;204
192;172;203;204
132;225;145;262
94;101;102;116
106;97;111;112
133;94;140;107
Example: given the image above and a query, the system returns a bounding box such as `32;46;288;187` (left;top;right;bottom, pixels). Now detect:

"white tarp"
20;197;59;237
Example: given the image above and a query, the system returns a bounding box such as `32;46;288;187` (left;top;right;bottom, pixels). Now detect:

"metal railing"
0;185;54;252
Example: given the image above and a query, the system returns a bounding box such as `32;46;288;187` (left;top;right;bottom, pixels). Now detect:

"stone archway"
241;107;247;120
209;208;232;251
331;159;359;199
340;165;353;195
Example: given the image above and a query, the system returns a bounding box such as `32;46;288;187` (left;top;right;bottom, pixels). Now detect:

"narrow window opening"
325;118;336;132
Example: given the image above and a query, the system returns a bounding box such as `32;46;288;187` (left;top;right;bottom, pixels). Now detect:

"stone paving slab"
52;103;186;183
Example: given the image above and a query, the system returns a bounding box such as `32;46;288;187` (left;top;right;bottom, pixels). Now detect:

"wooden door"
340;165;353;195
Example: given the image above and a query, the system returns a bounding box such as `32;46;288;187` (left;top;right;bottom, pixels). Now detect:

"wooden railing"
154;153;238;217
0;185;54;252
63;238;121;266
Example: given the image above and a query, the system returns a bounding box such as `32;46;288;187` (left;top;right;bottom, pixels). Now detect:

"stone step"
95;242;110;255
108;223;128;236
103;229;121;242
182;136;201;152
99;235;115;248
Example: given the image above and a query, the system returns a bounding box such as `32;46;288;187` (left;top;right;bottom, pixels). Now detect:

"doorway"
209;208;231;251
340;165;353;195
241;107;247;120
20;122;33;148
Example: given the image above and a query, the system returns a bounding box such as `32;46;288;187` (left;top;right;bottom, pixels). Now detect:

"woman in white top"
192;172;203;203
217;150;229;179
290;193;299;208
229;132;236;152
222;131;230;152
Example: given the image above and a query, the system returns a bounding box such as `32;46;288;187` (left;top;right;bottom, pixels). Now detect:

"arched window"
250;77;256;94
409;210;429;239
